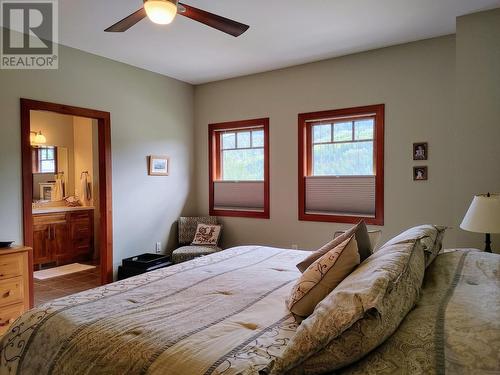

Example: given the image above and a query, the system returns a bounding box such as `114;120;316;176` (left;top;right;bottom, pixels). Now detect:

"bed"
0;245;498;374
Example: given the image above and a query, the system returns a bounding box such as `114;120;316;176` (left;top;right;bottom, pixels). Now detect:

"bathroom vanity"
32;207;94;269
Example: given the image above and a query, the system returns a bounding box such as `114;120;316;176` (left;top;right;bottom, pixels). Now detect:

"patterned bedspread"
339;249;500;375
0;246;307;375
1;247;498;375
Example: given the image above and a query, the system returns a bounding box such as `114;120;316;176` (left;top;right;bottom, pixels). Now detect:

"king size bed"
1;228;499;375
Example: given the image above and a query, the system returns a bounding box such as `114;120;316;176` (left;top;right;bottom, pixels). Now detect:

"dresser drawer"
0;303;25;336
33;213;67;225
0;277;24;307
0;253;24;280
70;211;91;221
71;222;91;240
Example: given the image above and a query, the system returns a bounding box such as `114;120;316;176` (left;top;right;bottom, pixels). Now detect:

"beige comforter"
0;246;306;375
0;247;498;375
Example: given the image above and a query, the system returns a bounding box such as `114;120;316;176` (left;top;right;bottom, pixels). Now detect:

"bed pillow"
335;230;382;251
191;224;222;246
287;236;360;319
428;225;447;265
296;221;371;273
381;224;446;267
269;239;426;375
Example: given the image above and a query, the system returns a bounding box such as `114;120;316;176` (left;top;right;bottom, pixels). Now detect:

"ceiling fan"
105;0;249;37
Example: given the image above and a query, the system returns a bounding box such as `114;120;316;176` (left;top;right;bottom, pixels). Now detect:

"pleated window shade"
214;181;265;211
305;175;376;217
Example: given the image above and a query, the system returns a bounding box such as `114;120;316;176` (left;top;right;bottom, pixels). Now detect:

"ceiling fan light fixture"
144;0;178;25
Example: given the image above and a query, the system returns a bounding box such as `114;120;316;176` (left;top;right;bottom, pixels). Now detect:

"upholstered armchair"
171;216;223;264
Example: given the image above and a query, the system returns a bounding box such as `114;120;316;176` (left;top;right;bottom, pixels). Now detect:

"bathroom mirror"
32;146;70;201
30;109;98;204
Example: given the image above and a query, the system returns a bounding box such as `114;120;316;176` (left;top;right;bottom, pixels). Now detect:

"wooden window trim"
31;147;39;173
209;118;270;219
298;104;384;225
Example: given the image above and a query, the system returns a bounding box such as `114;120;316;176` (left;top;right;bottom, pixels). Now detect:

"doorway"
21;99;113;308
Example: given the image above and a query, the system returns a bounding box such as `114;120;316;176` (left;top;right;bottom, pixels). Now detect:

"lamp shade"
460;193;500;234
31;131;46;145
34;132;46;144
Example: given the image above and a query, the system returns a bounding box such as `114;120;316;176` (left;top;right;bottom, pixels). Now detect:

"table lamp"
460;193;500;253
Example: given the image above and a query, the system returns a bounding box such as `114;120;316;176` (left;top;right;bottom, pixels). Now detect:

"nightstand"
0;246;31;335
117;253;173;281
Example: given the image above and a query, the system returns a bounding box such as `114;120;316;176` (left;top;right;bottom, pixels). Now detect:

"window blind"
305;176;375;217
214;181;265;211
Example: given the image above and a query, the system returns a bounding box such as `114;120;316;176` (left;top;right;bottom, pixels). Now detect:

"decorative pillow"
335;230;382;250
191;224;222;246
381;224;447;267
296;221;371;273
269;239;426;375
178;216;218;245
288;236;360;319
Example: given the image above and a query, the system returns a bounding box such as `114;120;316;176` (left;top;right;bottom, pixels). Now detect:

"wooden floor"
34;265;101;307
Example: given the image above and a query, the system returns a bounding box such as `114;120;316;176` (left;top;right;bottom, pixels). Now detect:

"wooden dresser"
0;247;31;336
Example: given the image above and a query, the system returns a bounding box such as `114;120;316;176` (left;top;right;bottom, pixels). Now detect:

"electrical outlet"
291;244;298;250
155;242;161;253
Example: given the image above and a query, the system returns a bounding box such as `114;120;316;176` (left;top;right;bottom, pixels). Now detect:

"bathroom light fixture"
30;131;46;145
144;0;178;25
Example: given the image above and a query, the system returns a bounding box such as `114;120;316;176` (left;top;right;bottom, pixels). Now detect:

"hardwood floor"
34;265;100;307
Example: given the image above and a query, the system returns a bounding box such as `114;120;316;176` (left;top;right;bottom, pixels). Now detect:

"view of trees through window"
220;129;264;181
38;146;56;173
312;119;374;176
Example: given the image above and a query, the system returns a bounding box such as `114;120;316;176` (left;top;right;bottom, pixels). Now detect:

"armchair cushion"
171;246;222;264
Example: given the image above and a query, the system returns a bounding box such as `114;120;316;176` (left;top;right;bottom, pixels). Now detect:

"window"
220;129;265;181
32;146;57;174
209;118;269;218
298;105;384;225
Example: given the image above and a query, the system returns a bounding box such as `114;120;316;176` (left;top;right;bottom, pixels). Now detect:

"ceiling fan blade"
105;8;147;32
178;3;249;37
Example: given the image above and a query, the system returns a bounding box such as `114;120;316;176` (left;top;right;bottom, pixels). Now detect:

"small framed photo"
413;142;428;160
413;166;428;181
148;155;169;176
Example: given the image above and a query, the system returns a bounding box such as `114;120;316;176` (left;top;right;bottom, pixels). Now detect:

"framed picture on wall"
148;155;169;176
413;166;428;181
413;142;428;160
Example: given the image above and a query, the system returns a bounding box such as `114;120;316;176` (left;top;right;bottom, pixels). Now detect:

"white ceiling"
52;1;500;83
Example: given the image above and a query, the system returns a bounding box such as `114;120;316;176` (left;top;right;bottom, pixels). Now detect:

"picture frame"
413;142;428;161
148;155;169;176
413;166;428;181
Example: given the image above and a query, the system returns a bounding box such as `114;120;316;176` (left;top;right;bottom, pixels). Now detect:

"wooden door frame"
21;98;113;307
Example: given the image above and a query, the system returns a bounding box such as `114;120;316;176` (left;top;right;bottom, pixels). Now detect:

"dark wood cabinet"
68;211;94;261
52;221;70;264
32;210;94;269
32;224;51;265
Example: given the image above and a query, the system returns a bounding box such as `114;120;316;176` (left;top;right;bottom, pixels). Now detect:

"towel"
80;172;92;207
52;176;64;201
